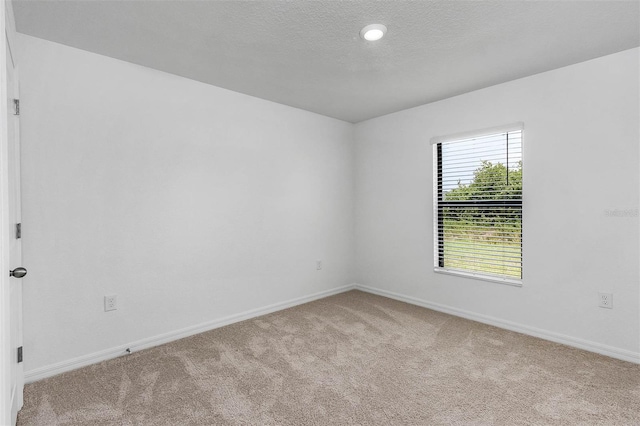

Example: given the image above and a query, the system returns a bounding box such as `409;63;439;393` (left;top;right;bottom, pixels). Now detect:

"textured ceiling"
12;0;640;123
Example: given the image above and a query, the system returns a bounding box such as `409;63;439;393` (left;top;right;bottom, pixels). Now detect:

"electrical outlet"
316;260;322;270
104;295;117;312
598;292;613;309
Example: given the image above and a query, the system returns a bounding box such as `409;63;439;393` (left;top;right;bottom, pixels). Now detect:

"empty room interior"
0;0;639;425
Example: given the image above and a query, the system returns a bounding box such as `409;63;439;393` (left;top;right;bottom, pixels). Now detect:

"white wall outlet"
598;292;613;309
104;295;117;312
316;260;322;270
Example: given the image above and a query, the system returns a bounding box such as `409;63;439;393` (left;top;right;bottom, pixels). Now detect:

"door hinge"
16;223;21;239
17;346;22;363
13;99;19;116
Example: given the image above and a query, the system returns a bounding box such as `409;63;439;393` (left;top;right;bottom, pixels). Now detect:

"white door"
6;37;23;425
1;1;24;422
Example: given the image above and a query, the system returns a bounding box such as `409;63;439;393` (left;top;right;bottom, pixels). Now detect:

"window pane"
436;130;522;280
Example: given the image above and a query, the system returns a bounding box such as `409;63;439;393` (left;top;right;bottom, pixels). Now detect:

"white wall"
18;34;355;374
355;48;640;360
16;32;640;378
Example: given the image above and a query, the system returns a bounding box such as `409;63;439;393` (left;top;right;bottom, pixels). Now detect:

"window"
433;123;523;284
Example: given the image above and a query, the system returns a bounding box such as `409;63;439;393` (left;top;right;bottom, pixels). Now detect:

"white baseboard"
26;282;638;383
25;284;357;383
354;284;640;364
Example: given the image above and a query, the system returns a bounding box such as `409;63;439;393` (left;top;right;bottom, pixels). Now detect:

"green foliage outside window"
441;161;522;278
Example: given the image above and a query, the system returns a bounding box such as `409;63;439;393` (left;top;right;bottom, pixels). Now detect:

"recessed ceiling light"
360;24;387;41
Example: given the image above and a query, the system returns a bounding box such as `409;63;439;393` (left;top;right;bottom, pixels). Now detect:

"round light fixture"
360;24;387;41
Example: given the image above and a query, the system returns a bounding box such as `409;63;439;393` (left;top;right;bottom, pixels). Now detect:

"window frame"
432;123;524;286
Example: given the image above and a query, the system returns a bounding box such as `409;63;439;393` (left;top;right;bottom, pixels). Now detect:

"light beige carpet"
17;290;640;425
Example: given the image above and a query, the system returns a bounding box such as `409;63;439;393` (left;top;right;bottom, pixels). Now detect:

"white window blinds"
434;125;523;282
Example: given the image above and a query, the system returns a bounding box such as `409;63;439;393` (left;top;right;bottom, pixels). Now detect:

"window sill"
434;267;523;287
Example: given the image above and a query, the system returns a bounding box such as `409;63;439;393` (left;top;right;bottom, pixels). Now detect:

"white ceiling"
12;0;640;123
